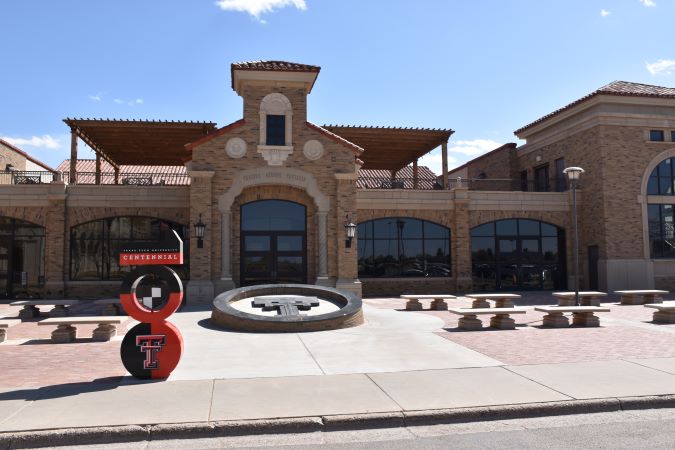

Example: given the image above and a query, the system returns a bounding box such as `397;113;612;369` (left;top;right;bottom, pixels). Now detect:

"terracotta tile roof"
231;61;321;73
0;139;55;172
184;119;246;152
306;122;364;156
515;80;675;135
56;160;188;185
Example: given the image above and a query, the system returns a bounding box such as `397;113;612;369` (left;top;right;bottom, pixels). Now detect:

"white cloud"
646;59;675;75
640;0;656;7
113;98;144;106
600;9;611;17
135;98;143;104
447;139;502;156
113;98;124;104
418;152;457;176
88;94;101;101
216;0;307;21
1;135;61;150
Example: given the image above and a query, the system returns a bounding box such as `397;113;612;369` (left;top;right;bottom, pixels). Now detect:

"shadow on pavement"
0;377;123;401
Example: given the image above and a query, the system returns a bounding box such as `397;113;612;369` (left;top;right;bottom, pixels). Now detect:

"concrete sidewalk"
1;299;675;447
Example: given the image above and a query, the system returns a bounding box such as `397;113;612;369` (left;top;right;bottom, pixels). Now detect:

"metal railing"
0;170;58;185
61;172;190;186
357;176;575;192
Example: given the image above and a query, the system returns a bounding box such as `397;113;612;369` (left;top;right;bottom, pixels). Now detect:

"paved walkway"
0;294;674;439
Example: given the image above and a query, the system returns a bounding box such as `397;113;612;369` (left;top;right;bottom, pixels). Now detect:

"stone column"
45;183;67;298
218;211;235;291
453;185;472;292
316;211;329;284
335;173;361;298
186;170;215;303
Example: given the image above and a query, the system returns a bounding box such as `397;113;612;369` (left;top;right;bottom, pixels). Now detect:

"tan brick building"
2;63;674;301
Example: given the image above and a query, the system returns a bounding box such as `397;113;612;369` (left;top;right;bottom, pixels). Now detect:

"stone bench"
644;301;675;323
466;293;521;308
615;290;668;305
535;306;611;327
448;307;527;330
0;322;9;343
400;294;456;311
37;317;125;343
10;300;80;320
552;291;607;306
94;298;123;315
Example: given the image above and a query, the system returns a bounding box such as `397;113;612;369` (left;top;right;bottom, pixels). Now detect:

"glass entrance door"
0;237;11;298
240;200;307;286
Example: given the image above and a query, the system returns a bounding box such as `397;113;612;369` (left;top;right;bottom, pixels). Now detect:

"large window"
471;219;565;291
70;217;189;281
357;218;451;278
0;217;45;298
648;204;675;258
647;157;675;195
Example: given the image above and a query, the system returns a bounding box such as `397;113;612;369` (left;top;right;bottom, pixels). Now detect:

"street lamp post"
563;166;585;306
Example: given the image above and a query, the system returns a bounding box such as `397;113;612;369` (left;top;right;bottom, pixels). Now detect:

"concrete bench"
615;290;668;305
37;317;125;343
552;291;607;306
448;307;527;330
400;294;456;311
10;300;80;320
535;305;611;327
644;301;675;323
0;322;9;343
94;298;123;315
466;293;521;308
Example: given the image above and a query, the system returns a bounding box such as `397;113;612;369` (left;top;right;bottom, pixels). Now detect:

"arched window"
645;157;675;258
70;217;189;281
647;157;675;195
259;93;293;147
0;217;45;298
470;219;565;291
357;218;451;278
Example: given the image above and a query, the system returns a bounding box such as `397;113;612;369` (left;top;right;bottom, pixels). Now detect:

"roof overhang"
63;118;217;166
232;69;320;95
323;125;454;171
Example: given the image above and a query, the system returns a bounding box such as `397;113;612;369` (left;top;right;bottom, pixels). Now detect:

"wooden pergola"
323;125;454;188
63;118;217;184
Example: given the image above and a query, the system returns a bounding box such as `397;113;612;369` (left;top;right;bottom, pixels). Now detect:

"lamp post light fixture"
345;215;356;248
563;166;584;306
194;213;206;249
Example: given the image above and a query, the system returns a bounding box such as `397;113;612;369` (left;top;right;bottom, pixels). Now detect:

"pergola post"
413;159;419;189
95;154;101;185
441;141;448;189
114;167;120;185
69;130;78;184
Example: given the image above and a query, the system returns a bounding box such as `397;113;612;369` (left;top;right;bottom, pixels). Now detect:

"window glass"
266;115;285;146
518;219;540;236
241;200;305;231
471;222;494;237
671;131;675;142
357;218;451;278
70;217;188;281
650;130;665;141
496;219;517;235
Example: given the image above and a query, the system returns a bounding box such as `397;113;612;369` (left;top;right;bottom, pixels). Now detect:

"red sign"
119;252;183;266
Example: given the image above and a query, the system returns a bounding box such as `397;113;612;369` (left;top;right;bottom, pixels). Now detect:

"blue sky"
1;0;674;173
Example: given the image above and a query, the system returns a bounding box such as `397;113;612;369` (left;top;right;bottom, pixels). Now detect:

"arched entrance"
240;200;307;285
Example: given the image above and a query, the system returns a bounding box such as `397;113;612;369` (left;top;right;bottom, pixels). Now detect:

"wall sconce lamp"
194;213;206;249
344;215;356;248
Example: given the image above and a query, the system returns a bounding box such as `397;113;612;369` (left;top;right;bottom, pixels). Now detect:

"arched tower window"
259;93;293;147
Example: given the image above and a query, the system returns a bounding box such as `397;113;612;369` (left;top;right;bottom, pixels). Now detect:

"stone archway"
217;167;330;287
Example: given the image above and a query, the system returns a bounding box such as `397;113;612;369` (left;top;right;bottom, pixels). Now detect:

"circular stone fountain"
211;284;363;332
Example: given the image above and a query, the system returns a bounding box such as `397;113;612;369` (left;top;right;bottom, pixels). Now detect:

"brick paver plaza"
1;293;674;389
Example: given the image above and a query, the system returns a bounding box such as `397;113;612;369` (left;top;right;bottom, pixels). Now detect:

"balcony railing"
61;172;191;186
0;170;58;185
357;176;574;192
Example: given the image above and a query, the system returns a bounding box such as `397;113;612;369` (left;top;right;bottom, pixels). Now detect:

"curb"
1;395;674;449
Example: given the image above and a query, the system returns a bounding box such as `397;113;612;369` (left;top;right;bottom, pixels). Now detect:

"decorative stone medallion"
226;137;247;159
303;140;324;161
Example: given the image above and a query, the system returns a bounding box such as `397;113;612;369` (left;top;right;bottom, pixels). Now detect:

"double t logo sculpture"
118;230;184;379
